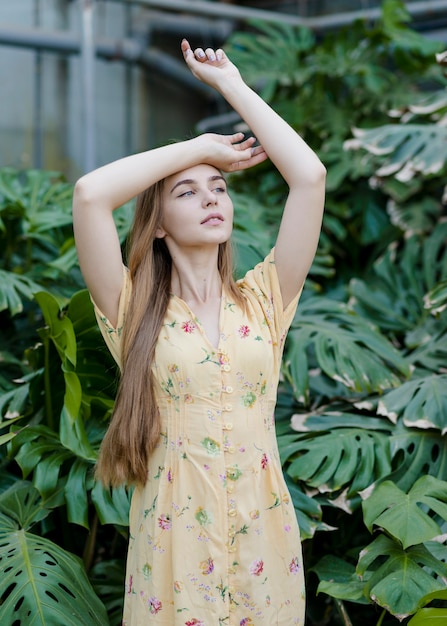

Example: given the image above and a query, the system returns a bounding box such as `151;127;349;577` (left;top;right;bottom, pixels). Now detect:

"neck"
169;246;222;303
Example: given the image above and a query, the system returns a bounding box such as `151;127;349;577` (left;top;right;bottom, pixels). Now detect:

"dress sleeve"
91;265;131;368
237;247;303;354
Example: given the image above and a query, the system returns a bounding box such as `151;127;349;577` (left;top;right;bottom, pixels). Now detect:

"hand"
197;132;268;173
181;39;242;90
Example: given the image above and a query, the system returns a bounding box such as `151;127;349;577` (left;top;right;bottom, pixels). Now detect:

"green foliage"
0;482;108;625
1;1;446;625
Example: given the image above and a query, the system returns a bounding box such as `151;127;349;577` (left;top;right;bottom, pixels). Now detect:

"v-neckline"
170;291;225;351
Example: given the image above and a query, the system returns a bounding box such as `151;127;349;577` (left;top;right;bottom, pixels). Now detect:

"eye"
178;189;194;197
214;186;227;193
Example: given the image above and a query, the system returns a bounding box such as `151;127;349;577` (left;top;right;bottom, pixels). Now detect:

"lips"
201;213;224;225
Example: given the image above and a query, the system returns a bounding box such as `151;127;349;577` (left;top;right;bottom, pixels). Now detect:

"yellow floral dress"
94;249;305;625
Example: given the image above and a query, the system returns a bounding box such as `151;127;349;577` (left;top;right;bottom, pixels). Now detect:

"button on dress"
94;249;305;625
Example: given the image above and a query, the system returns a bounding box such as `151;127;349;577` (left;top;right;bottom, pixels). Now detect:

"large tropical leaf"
387;426;447;492
378;374;447;433
0;482;108;625
285;296;410;402
349;222;447;344
283;425;391;498
362;476;447;548
357;534;447;618
346;123;447;181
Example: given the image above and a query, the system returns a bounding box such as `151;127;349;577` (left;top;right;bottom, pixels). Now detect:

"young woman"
73;39;325;625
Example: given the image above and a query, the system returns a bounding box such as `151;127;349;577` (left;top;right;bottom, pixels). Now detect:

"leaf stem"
83;512;98;572
43;331;55;431
376;609;386;626
335;599;353;626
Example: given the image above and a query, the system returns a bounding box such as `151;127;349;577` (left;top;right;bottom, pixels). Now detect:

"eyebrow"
169;175;227;194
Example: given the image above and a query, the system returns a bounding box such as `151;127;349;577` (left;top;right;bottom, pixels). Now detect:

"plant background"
1;1;447;624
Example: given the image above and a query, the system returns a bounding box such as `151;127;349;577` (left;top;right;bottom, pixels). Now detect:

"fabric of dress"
93;248;306;626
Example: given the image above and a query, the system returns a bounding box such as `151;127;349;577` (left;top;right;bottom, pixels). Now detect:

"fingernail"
216;50;223;61
197;50;205;58
209;54;216;61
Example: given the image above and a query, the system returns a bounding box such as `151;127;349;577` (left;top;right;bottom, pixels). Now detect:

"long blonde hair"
95;175;244;486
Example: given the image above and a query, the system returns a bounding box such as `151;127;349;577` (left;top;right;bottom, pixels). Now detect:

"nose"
202;189;218;207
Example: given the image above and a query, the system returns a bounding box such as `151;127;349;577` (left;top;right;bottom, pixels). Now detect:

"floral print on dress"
94;250;306;625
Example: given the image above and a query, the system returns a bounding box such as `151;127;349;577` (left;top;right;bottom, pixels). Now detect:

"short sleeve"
237;247;302;353
91;265;132;368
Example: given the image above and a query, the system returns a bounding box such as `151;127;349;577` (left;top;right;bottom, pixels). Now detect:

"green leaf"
311;555;369;604
284;427;391;496
64;458;91;528
0;269;42;315
285;297;410;400
357;534;447;618
362;476;447;548
378;375;447;434
0;482;51;529
91;481;131;527
0;492;108;625
90;559;125;626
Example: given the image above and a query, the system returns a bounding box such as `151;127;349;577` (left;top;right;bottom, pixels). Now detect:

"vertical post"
80;0;95;173
33;0;43;169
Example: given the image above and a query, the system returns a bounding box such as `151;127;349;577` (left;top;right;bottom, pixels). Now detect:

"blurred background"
1;0;446;180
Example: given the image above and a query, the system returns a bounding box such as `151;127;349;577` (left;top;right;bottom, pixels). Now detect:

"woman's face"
157;164;233;250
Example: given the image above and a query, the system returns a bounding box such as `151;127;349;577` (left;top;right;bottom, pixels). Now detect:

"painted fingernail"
216;50;223;61
197;50;205;58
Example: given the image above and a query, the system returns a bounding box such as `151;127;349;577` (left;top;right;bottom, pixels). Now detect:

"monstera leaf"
285;296;410;401
283;425;391;497
378;374;447;433
0;482;108;626
362;475;447;548
347;123;447;181
357;535;447;618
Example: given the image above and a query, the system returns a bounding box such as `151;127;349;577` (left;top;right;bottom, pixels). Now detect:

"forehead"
164;164;224;191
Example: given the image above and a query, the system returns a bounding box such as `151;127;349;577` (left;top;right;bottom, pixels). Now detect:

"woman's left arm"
182;40;326;308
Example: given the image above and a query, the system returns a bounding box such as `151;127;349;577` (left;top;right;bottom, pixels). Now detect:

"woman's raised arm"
182;39;326;308
72;131;266;326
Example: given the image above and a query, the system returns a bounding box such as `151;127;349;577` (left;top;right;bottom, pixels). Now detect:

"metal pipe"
80;0;96;173
0;23;214;96
104;0;447;30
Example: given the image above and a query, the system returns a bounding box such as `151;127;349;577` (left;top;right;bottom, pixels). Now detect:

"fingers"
181;39;225;64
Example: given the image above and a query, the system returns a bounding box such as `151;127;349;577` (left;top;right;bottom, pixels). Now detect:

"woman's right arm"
72;133;266;326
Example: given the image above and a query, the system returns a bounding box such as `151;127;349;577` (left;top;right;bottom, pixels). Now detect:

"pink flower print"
289;556;301;574
249;558;264;576
185;620;205;626
126;574;133;595
148;596;162;614
184;394;194;404
240;619;254;625
182;320;196;333
158;514;171;530
261;453;269;469
200;557;214;575
168;363;179;373
284;524;291;532
167;469;173;483
249;509;260;520
238;324;250;338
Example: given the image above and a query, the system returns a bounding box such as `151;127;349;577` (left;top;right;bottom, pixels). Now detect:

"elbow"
72;175;98;215
312;159;327;185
